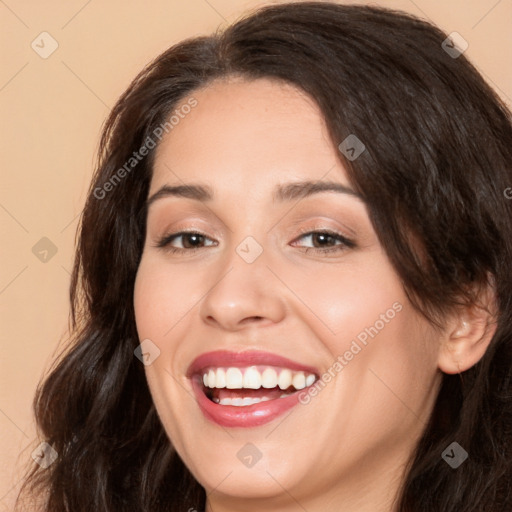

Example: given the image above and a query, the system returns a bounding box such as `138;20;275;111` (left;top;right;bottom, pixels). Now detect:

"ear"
437;279;498;375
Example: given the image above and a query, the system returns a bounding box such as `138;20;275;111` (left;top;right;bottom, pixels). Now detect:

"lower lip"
191;377;304;428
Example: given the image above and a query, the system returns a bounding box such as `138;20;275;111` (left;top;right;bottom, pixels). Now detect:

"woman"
17;2;512;511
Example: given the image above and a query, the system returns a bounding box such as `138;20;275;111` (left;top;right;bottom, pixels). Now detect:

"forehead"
150;77;350;195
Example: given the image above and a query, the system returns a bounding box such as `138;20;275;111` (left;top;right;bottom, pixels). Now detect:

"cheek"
281;250;406;349
133;245;408;354
133;257;203;337
133;259;198;448
288;253;439;417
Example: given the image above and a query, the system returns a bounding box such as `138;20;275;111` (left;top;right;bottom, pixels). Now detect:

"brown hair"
17;2;512;511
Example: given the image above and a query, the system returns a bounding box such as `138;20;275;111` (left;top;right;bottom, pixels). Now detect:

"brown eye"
309;232;338;248
292;230;356;254
179;233;206;248
156;231;217;253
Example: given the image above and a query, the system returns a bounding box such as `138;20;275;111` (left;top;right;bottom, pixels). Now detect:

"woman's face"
134;77;444;510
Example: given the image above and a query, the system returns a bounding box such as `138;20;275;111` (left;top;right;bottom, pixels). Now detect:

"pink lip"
186;349;319;377
191;377;304;428
187;350;319;428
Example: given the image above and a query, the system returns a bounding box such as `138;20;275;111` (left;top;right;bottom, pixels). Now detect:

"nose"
199;247;286;331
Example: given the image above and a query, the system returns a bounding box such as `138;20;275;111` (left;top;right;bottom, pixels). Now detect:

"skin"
133;77;494;512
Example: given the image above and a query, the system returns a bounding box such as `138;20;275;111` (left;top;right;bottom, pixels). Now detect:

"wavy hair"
16;2;512;511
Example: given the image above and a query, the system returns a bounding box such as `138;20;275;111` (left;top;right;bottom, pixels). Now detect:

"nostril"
245;316;263;322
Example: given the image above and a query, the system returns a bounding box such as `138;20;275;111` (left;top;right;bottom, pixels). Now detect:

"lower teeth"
213;394;290;406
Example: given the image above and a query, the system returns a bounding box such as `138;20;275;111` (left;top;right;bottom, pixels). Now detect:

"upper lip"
186;350;320;378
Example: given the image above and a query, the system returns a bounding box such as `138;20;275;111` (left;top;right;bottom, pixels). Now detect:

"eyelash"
154;227;356;255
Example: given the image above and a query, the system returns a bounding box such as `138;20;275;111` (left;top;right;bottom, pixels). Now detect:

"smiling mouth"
199;365;318;406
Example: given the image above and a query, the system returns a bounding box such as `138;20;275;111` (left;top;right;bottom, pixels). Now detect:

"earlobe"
437;299;497;375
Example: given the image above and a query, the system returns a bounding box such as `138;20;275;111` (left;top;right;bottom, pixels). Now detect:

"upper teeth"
202;366;316;390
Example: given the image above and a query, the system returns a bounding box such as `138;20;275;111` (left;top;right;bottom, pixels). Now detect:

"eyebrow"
146;180;362;207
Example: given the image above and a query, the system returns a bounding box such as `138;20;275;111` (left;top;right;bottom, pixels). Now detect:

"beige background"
1;0;510;508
